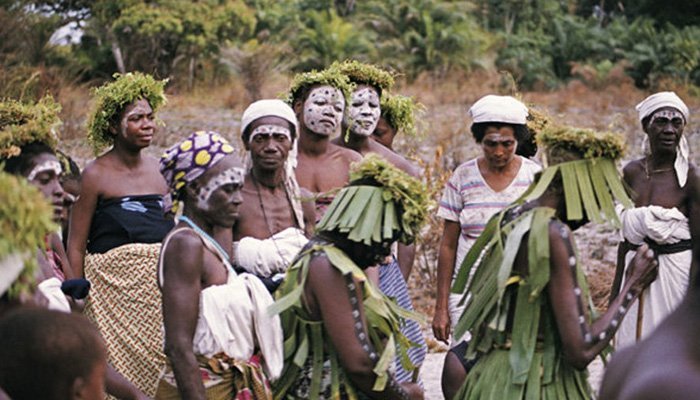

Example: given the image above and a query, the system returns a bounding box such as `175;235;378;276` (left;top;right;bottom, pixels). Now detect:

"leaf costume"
269;156;431;399
451;125;631;400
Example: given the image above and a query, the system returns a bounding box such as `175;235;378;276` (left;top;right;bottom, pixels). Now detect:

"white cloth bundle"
234;227;308;276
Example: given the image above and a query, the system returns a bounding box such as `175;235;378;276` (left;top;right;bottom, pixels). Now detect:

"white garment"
468;95;528;124
615;204;691;349
37;277;71;313
193;272;283;380
234;227;308;276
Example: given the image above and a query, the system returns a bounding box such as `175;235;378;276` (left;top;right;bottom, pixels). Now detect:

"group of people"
0;58;697;400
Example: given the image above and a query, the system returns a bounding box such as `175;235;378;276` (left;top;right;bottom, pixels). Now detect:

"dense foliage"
1;0;699;95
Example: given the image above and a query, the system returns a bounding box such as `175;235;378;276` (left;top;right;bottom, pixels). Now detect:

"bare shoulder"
328;143;363;163
622;158;645;175
368;141;420;177
162;229;202;266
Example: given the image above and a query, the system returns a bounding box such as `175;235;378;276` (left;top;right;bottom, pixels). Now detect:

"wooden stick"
636;291;644;341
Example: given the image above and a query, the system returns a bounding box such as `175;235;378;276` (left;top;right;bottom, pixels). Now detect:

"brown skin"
599;290;700;400
66;98;165;400
161;155;244;400
234;116;314;241
302;234;423;400
611;106;700;301
68;99;168;278
293;89;362;194
432;127;523;343
371;116;397;150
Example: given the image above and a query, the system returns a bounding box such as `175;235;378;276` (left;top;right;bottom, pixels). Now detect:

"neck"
340;130;371;153
250;167;285;189
111;141;144;167
299;127;332;156
647;151;676;170
180;210;214;236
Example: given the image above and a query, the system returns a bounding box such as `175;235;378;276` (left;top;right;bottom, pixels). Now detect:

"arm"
686;166;700;284
432;220;460;343
49;232;74;280
67;167;100;278
307;256;422;399
396;243;415;282
609;241;630;305
161;232;206;400
301;194;316;237
548;222;658;370
106;364;150;400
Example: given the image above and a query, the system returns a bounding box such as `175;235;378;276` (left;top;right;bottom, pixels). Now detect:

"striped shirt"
437;157;540;278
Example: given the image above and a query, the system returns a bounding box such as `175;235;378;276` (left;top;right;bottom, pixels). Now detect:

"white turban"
241;99;299;140
637;91;690;188
468;95;529;125
635;91;689;123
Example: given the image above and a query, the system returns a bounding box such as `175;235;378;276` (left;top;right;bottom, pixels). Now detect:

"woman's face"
25;152;64;222
644;106;685;156
344;85;381;136
115;99;155;148
302;85;345;136
480;126;517;169
191;154;245;228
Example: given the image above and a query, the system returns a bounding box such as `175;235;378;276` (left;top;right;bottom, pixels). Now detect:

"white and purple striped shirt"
437;156;541;277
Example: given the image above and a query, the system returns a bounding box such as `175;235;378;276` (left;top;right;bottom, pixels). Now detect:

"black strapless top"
87;194;174;254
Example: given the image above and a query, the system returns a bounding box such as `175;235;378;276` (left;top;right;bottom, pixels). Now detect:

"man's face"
644;106;685;155
245;116;293;172
302;85;345;136
25;152;64;222
480;126;517;169
345;85;381;137
116;98;155;148
192;154;245;228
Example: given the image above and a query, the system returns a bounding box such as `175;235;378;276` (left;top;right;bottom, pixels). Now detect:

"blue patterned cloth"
378;258;426;384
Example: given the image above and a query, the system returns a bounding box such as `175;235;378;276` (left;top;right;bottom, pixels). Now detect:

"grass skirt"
455;349;591;400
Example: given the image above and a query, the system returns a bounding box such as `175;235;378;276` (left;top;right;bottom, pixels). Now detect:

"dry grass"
49;71;700;317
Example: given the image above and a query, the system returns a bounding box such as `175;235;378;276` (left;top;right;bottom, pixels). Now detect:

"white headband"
468;95;528;125
636;91;689;123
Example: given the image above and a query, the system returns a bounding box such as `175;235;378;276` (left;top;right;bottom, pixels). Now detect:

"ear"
71;376;85;400
185;182;200;200
243;139;251;151
293;98;303;116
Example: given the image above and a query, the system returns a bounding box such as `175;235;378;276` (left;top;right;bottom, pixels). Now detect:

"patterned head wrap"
159;131;235;211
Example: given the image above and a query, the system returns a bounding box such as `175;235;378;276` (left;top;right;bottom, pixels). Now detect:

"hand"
401;382;424;400
625;244;658;292
432;308;451;344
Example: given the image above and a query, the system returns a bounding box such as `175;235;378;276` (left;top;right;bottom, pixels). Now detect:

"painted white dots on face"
345;86;380;137
303;85;345;136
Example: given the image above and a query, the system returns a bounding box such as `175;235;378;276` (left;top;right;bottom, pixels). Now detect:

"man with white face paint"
611;91;700;349
158;131;283;399
288;69;363;220
232;100;314;292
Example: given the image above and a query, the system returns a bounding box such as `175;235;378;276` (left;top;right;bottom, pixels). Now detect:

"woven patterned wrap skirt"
84;243;166;398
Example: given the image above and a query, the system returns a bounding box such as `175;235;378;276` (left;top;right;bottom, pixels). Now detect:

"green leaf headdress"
380;92;425;137
86;72;168;154
285;67;354;106
0;171;57;299
0;96;61;159
316;154;433;245
520;124;631;226
328;60;395;93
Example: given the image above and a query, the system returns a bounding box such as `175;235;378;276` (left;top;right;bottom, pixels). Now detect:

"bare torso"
296;143;362;193
233;174;299;241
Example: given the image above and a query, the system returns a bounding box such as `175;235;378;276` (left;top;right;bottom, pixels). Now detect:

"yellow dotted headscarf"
159;131;234;211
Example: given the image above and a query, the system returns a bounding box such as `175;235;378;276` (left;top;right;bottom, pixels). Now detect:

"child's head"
0;308;107;400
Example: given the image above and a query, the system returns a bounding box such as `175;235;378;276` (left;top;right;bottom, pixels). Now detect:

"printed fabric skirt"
84;243;166;398
454;349;592;400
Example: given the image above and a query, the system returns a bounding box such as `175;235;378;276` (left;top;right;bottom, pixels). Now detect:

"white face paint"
196;166;245;210
249;124;292;143
302;85;345;136
26;160;62;181
345;86;381;137
120;100;153;135
650;109;685;127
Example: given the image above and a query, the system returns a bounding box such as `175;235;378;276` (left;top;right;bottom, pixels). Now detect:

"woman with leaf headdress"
67;72;173;397
449;124;659;399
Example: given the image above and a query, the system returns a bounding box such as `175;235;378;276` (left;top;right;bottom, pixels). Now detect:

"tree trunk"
188;55;196;92
107;30;126;74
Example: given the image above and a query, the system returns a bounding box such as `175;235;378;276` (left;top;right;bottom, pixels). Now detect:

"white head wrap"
468;95;529;125
241;99;299;140
637;92;691;187
635;91;689;123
